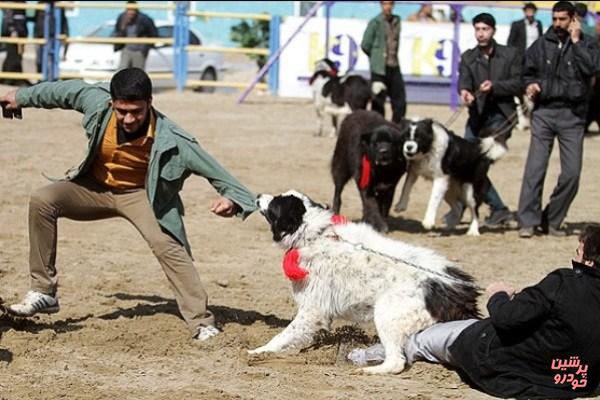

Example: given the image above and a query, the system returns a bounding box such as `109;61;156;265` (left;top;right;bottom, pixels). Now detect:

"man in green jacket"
361;0;406;123
0;68;256;341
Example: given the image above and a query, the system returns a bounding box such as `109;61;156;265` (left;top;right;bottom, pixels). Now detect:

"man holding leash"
458;13;522;228
0;68;256;341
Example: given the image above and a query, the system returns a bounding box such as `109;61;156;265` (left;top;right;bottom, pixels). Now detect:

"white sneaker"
194;325;220;341
8;290;59;317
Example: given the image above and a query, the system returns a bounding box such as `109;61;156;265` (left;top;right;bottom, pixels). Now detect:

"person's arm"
572;38;598;77
181;138;256;219
507;21;518;48
361;19;376;56
13;80;106;114
491;50;523;96
487;272;561;332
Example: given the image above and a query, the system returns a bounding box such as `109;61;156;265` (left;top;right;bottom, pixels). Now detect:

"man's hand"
568;18;582;43
479;80;493;94
486;282;515;299
210;197;238;218
525;83;541;100
0;89;19;110
460;89;475;106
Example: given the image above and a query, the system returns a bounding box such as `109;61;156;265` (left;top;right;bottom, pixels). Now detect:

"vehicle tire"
195;68;217;93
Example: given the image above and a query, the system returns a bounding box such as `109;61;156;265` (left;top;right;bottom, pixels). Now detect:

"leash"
333;235;483;291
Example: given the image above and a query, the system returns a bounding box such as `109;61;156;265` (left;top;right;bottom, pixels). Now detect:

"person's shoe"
519;227;534;238
194;325;220;341
8;290;59;317
484;208;514;227
548;226;567;237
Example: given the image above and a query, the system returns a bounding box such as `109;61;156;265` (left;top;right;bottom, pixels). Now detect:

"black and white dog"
309;58;371;137
249;191;480;374
331;110;406;232
394;119;507;236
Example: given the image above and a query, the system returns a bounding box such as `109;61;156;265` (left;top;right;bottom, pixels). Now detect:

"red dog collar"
282;214;348;281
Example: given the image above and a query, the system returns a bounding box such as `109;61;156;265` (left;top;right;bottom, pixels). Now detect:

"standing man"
458;13;522;227
0;1;28;86
112;0;158;70
517;1;599;238
361;0;406;123
0;68;256;341
507;2;543;58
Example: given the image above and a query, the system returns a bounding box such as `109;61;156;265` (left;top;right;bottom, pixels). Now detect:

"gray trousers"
28;177;214;335
118;49;147;70
517;107;585;229
405;319;478;365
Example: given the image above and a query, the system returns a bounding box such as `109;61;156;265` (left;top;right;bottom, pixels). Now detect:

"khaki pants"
28;176;214;334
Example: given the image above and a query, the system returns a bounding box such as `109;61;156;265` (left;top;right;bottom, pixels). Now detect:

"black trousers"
1;44;27;86
371;65;407;123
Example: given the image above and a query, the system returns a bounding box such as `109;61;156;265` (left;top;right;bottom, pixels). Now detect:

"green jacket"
16;80;257;255
361;13;401;75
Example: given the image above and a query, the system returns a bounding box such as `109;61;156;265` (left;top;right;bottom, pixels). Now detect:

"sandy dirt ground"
1;76;600;400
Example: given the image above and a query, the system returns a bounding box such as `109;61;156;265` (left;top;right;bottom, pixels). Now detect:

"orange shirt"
91;110;156;189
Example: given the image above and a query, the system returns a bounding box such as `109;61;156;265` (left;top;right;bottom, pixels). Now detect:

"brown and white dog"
249;191;480;374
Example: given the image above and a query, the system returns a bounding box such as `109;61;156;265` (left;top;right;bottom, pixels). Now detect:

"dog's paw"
247;346;269;355
361;361;406;375
467;228;480;236
422;218;435;230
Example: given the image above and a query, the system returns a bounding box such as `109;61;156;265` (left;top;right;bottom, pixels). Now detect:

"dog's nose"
404;142;417;153
255;194;263;207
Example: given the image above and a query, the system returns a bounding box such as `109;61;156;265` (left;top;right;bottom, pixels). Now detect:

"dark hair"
578;225;600;267
523;2;537;11
574;2;588;18
110;68;152;101
472;13;496;29
552;1;575;17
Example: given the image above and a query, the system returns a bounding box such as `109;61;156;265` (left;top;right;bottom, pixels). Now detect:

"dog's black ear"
423;118;434;129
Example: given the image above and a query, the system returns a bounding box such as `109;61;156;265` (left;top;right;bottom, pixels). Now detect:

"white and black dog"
393;119;507;236
309;58;371;137
249;191;480;374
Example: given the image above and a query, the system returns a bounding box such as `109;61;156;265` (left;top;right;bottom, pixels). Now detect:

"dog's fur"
331;110;406;232
250;191;480;374
394;119;507;236
310;59;371;137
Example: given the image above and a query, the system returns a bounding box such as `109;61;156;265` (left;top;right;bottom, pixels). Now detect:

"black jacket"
459;41;523;120
507;19;543;57
112;11;158;56
524;28;599;117
449;262;600;399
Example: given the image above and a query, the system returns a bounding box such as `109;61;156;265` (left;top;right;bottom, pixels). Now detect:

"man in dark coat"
112;0;158;70
457;13;522;227
517;1;599;238
0;1;28;86
507;2;543;58
402;224;600;399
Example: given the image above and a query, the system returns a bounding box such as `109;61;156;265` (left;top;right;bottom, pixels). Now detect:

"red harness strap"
359;155;371;189
282;215;348;281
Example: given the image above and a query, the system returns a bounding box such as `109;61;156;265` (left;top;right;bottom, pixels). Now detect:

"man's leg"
404;319;479;366
387;66;407;122
28;178;116;295
118;49;132;70
517;109;556;229
544;109;585;229
130;51;147;70
116;190;214;335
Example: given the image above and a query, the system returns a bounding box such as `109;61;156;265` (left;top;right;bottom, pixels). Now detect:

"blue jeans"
464;111;510;213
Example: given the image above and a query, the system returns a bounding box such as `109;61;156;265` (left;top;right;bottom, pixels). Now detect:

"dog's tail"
479;136;507;162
